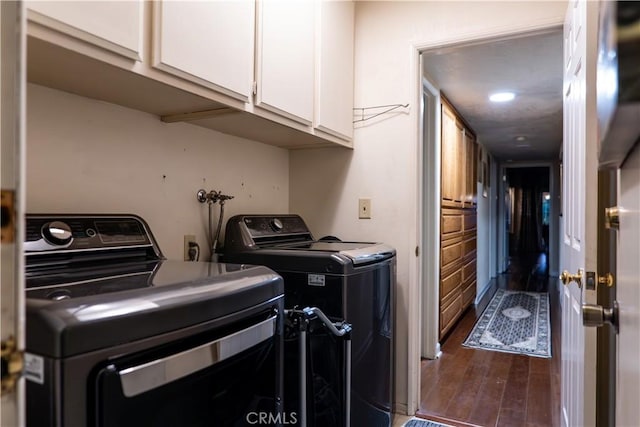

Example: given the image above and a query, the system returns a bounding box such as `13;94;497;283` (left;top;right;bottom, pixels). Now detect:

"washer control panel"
25;215;152;252
241;215;308;237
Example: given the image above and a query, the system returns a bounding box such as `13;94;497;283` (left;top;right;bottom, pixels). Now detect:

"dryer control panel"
24;214;157;254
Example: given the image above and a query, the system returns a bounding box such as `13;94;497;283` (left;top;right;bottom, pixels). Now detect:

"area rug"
402;417;454;427
462;289;551;358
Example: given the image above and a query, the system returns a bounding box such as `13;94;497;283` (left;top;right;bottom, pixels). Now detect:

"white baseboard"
475;279;493;304
393;403;409;416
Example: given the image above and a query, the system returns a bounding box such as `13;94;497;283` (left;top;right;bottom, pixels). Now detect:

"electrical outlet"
358;198;371;219
184;235;196;261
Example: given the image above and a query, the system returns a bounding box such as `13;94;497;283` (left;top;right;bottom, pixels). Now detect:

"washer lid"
269;241;396;265
26;262;283;357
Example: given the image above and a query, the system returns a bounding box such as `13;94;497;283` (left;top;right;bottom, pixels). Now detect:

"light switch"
359;198;371;219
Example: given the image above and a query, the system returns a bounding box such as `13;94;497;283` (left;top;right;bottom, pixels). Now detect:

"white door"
616;142;640;426
560;0;599;426
0;0;26;425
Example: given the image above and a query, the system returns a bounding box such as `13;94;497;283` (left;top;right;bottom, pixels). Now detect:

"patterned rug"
402;417;453;427
462;289;551;358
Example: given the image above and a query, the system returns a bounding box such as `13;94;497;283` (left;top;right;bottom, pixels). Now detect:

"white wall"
476;148;497;303
290;1;567;411
26;84;289;260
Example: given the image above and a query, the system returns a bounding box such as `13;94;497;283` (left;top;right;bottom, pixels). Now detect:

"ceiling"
422;30;563;162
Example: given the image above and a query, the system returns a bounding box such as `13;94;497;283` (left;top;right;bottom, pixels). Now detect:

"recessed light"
515;136;527;142
489;92;515;102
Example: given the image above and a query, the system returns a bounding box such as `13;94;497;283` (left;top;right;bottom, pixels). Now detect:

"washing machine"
223;214;395;427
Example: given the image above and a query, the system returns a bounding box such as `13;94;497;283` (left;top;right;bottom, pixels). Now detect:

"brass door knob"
598;272;614;287
560;269;583;287
605;207;620;230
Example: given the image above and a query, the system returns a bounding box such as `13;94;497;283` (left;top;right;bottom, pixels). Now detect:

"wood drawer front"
463;280;476;307
462;259;476;282
441;242;462;268
441;268;462;301
442;198;463;209
464;213;477;231
442;214;463;236
462;238;476;258
440;294;462;336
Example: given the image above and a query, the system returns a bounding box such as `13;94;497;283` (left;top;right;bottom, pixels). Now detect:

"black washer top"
27;260;283;358
223;214;396;273
24;214;284;358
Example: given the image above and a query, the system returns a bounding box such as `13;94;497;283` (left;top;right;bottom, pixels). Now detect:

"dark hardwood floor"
416;254;561;427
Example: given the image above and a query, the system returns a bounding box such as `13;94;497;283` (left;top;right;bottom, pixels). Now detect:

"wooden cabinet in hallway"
439;101;477;339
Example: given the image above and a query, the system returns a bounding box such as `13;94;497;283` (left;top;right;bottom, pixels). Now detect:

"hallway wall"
477;147;498;302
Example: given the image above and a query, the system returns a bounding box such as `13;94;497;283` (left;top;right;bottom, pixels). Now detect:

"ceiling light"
515;136;527;142
489;92;515;103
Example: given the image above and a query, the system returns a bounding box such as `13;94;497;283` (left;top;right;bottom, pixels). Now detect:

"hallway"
416;256;560;427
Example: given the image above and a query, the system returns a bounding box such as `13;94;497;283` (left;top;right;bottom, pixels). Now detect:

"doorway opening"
503;166;551;292
415;28;563;423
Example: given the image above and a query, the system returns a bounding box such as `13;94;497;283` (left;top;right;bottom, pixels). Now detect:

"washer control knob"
42;221;73;246
270;218;283;232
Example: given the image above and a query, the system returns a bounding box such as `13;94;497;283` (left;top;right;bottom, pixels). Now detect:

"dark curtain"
508;168;549;255
513;187;545;253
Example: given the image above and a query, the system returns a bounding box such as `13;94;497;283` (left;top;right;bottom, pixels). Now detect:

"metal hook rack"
353;103;410;123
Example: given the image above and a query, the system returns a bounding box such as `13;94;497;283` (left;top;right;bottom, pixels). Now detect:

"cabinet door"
27;1;142;60
464;131;477;205
441;105;457;202
256;0;315;125
152;1;254;102
315;0;353;140
454;120;465;203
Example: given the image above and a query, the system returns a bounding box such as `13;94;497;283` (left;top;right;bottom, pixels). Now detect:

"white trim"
407;45;422;416
413;18;563;53
409;16;564;416
393;402;408;416
420;75;441;363
475;278;494;305
1;1;26;424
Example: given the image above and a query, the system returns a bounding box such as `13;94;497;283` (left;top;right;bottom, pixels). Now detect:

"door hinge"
252;81;257;96
415;246;419;257
1;335;23;396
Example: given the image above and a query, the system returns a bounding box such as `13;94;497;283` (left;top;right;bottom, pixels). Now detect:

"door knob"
583;301;619;333
605;206;620;230
560;269;583;287
598;272;614;287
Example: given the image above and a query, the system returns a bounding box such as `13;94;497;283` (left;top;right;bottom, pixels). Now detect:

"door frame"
409;20;564;414
419;74;441;360
0;0;26;425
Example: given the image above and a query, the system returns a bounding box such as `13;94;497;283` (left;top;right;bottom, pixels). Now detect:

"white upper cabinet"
315;0;354;140
27;1;143;61
256;0;315;125
152;1;255;102
26;0;355;148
